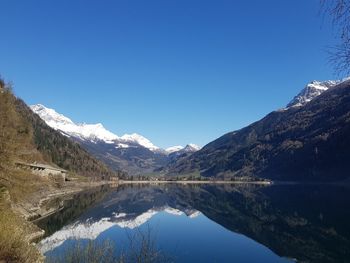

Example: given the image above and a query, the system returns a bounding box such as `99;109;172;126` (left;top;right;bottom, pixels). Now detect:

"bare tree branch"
321;0;350;76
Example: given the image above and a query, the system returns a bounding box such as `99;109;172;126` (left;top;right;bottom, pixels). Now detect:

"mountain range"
164;78;350;181
30;104;200;175
28;77;350;181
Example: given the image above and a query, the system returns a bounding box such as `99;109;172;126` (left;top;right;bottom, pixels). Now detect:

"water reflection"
36;183;350;263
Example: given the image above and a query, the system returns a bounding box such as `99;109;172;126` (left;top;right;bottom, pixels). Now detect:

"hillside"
165;80;350;181
0;79;121;181
78;140;169;175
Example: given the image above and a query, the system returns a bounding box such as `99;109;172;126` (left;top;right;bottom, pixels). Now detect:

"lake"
36;183;350;263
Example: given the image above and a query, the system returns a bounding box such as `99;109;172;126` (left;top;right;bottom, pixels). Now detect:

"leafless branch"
321;0;350;75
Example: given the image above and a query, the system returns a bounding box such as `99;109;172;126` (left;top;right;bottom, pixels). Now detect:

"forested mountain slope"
165;80;350;181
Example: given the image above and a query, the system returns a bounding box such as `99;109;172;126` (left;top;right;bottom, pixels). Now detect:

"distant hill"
0;79;121;180
165;79;350;181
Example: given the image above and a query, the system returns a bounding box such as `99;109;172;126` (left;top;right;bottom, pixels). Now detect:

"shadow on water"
35;183;350;263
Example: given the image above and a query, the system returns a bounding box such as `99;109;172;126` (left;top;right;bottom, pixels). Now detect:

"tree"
321;0;350;75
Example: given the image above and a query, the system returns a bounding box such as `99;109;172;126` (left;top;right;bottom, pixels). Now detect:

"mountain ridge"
31;104;200;175
164;78;350;181
30;104;200;154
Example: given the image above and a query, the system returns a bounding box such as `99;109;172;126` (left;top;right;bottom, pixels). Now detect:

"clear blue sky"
0;0;338;148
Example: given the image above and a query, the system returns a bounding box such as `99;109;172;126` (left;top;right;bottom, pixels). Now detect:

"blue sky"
0;0;338;148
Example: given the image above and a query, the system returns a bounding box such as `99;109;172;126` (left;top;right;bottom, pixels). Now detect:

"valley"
2;1;350;262
31;104;200;175
2;74;350;262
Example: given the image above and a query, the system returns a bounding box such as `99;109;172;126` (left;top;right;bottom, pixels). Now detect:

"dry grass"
0;190;42;262
0;166;50;262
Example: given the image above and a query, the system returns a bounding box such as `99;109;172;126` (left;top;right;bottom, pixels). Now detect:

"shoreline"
8;178;347;261
13;180;111;222
23;178;349;228
23;179;271;232
11;181;114;245
9;178;278;246
24;179;271;243
118;180;272;185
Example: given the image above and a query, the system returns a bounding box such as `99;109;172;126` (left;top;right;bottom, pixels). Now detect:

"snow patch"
166;145;184;153
120;133;159;151
116;143;129;149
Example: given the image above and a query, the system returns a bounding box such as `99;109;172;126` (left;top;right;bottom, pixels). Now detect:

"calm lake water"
36;183;350;263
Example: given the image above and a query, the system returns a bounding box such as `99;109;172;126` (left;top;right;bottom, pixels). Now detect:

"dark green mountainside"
165;80;350;181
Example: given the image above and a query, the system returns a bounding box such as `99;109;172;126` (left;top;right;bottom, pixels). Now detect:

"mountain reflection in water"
36;183;350;263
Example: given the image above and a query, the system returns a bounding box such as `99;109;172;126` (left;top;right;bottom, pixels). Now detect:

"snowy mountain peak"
185;143;201;151
31;104;74;126
166;145;184;153
30;104;164;151
31;104;200;154
286;79;343;108
30;104;118;143
120;133;159;151
166;143;201;155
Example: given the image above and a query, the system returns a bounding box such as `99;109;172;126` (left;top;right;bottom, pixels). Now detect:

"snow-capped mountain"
165;144;201;164
165;144;200;154
183;143;201;152
30;104;159;150
30;104;200;174
286;79;343;108
166;145;184;153
120;133;160;151
31;104;118;143
168;143;201;158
